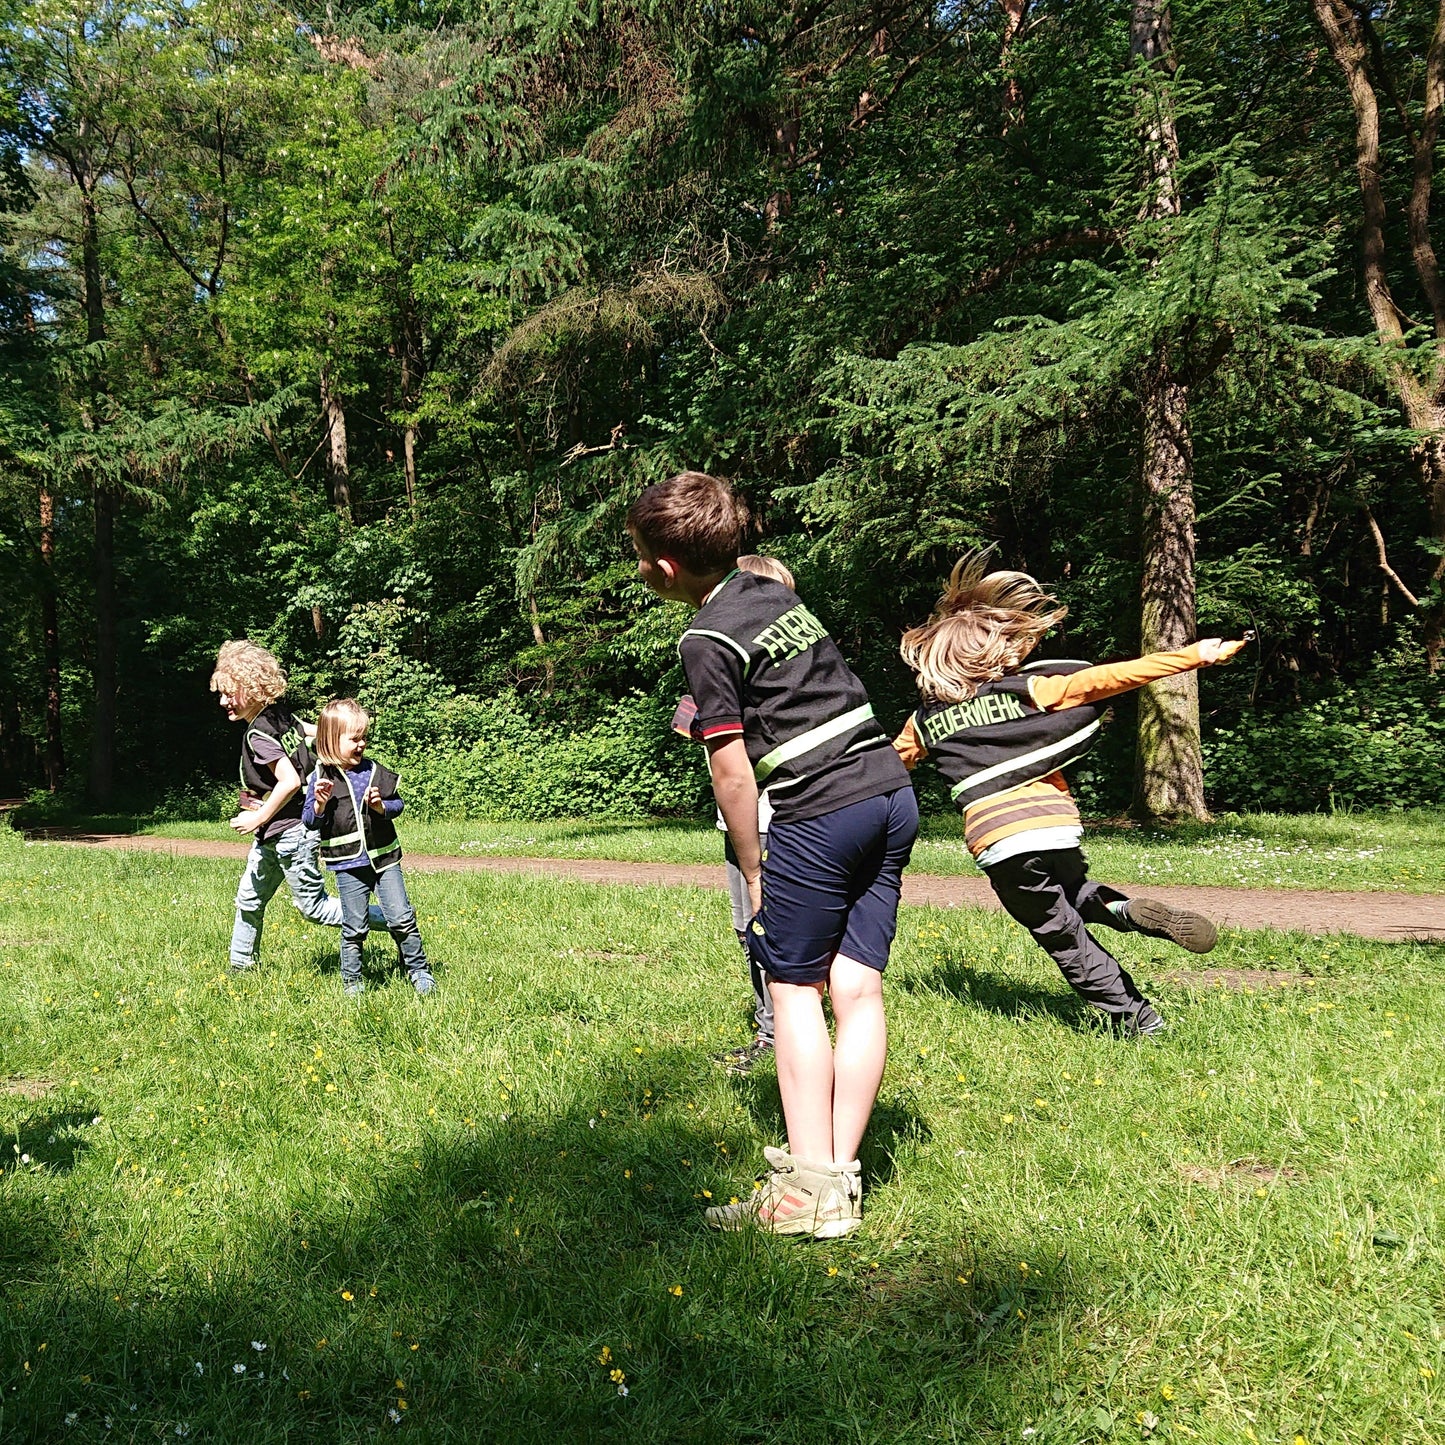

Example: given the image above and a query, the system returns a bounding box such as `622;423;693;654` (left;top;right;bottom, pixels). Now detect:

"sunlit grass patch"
0;829;1442;1442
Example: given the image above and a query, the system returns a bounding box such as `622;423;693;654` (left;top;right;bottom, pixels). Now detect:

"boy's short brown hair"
626;471;749;575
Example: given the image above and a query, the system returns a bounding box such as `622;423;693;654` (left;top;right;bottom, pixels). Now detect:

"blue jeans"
336;864;430;986
231;825;340;969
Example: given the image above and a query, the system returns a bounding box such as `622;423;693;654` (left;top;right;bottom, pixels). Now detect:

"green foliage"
1205;660;1445;813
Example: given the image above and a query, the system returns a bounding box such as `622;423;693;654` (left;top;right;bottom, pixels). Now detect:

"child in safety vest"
630;472;917;1239
892;553;1246;1037
301;698;436;998
211;640;382;972
672;554;795;1075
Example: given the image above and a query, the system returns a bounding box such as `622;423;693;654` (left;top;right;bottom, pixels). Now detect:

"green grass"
112;808;1445;893
1;828;1442;1442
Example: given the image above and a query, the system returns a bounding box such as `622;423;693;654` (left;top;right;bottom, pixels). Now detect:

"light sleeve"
1027;644;1209;711
892;714;928;769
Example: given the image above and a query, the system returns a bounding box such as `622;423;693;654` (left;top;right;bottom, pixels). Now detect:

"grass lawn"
113;808;1445;893
1;828;1442;1442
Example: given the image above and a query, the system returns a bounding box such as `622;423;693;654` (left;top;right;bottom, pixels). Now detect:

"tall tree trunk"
78;165;117;805
90;484;117;805
399;297;422;516
39;485;64;792
1129;0;1207;822
320;362;353;523
1311;0;1445;663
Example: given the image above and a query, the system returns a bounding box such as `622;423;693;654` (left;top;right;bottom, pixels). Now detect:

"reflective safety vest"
311;761;403;871
240;705;314;815
679;570;899;818
914;660;1104;812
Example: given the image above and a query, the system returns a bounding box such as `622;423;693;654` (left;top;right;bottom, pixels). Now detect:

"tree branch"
1363;505;1421;606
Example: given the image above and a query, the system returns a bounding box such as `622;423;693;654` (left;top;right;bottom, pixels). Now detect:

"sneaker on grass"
1125;898;1218;954
714;1038;773;1076
409;969;437;997
704;1147;860;1238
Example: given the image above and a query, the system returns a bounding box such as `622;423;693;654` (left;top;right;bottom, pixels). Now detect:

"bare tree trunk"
1129;0;1207;822
77;167;117;806
320;362;353;523
39;486;64;792
1311;0;1445;662
1133;363;1206;819
528;594;555;695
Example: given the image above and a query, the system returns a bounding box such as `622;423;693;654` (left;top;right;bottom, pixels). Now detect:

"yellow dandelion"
598;1347;612;1364
668;1285;683;1297
340;1291;354;1302
1160;1384;1175;1401
610;1368;626;1384
827;1266;839;1277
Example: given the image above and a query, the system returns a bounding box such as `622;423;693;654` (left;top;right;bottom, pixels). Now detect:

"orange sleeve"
892;715;927;769
1027;644;1209;711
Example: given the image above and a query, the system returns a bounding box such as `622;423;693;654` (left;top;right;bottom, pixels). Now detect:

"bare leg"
769;978;834;1161
827;954;886;1163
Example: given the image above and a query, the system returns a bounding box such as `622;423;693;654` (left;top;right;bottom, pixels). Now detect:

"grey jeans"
229;825;381;970
725;834;773;1045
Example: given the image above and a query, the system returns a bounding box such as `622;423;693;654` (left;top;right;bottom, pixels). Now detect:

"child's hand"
746;872;762;918
1197;637;1248;666
229;810;263;835
313;778;334;808
364;784;385;813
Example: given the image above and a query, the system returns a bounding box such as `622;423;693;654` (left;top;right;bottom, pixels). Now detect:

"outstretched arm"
1029;639;1247;711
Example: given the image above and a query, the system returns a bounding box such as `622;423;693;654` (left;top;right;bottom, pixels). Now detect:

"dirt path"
27;829;1445;943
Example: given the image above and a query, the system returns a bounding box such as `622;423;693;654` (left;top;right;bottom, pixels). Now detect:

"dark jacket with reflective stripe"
679;571;905;823
310;761;404;871
913;661;1104;812
240;705;314;823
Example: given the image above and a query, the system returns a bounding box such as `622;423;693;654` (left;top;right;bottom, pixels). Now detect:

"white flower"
232;1363;246;1375
588;1118;597;1129
65;1414;78;1427
251;1341;266;1352
19;1153;28;1164
194;1362;203;1375
617;1384;629;1397
175;1427;190;1439
388;1407;402;1423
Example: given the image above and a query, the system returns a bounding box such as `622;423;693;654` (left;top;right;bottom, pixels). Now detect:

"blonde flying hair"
210;640;287;707
737;553;796;590
900;550;1068;704
314;698;372;767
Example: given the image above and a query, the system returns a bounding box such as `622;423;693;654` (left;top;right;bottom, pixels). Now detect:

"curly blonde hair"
210;640;287;707
900;551;1068;704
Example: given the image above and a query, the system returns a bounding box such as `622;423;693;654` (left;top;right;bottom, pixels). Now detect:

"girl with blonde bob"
302;699;436;997
894;551;1247;1037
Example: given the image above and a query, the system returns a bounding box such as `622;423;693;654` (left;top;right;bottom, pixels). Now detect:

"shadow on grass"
0;1052;1079;1443
0;1108;98;1179
897;959;1088;1030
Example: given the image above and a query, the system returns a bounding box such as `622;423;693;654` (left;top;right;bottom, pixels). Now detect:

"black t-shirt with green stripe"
679;571;907;823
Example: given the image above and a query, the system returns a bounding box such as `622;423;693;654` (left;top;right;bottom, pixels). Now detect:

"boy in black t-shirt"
628;472;918;1238
211;641;379;971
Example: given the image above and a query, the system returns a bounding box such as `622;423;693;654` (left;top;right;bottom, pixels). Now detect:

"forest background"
2;0;1444;826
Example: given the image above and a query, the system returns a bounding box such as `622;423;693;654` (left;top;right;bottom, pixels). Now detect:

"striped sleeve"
679;633;745;741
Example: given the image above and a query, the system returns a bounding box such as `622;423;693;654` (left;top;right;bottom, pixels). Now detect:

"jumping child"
630;473;917;1237
893;554;1245;1036
211;640;376;972
301;698;436;998
672;554;796;1075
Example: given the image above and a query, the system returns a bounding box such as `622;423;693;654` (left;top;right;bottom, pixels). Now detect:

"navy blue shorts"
748;788;919;985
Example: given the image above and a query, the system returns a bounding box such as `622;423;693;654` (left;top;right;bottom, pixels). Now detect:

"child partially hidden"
893;554;1246;1037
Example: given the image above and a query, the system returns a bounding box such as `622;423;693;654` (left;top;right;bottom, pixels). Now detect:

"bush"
1204;664;1445;811
372;686;712;821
